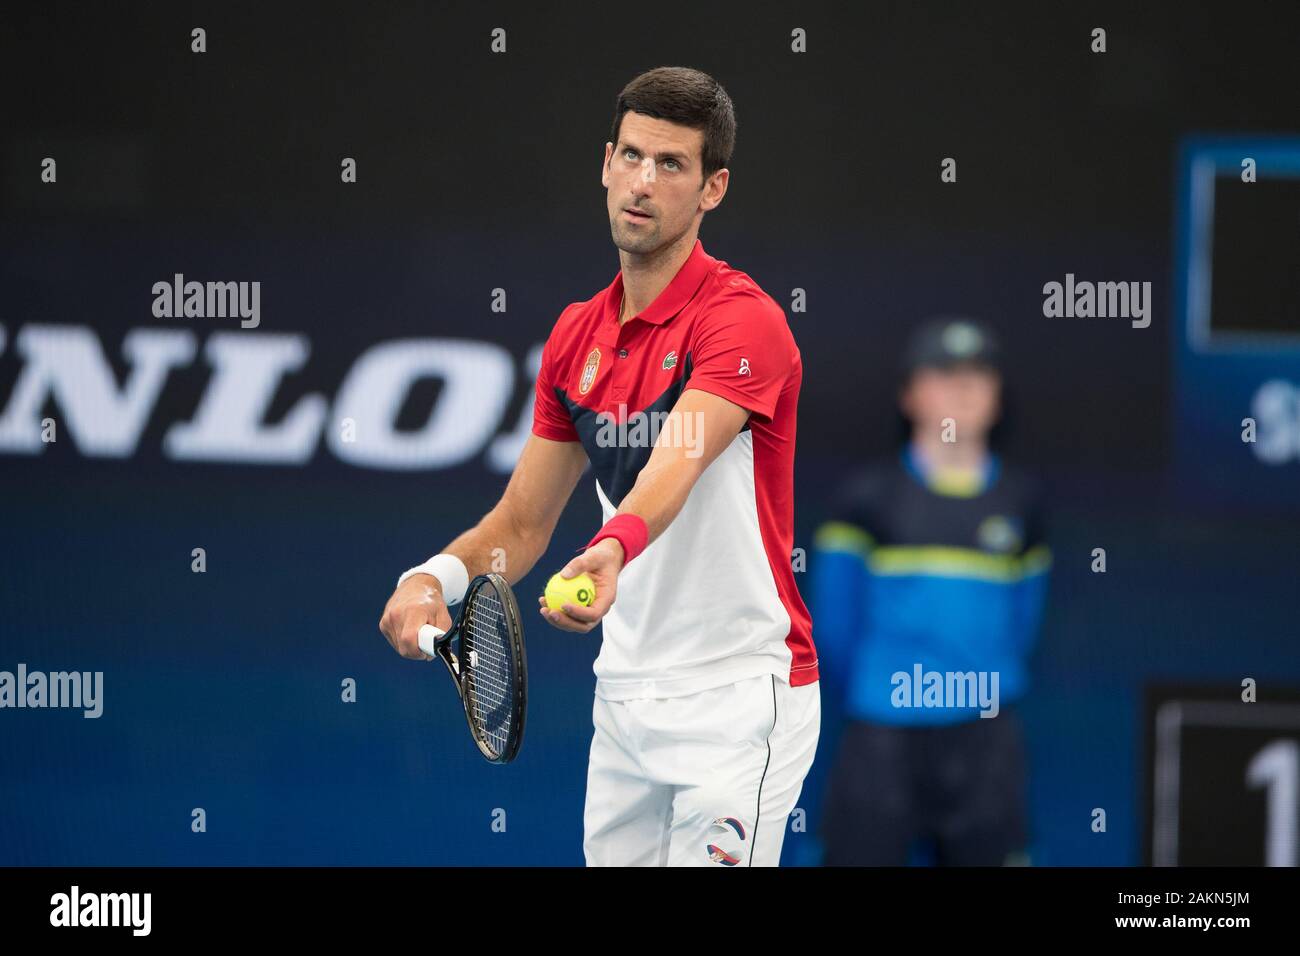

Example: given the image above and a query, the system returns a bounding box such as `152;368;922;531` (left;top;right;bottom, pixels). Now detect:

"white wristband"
397;553;470;607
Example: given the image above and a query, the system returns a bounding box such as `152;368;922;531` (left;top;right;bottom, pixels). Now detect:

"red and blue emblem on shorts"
706;844;742;865
706;816;747;865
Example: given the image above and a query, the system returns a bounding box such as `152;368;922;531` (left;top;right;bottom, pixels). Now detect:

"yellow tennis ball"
545;572;597;610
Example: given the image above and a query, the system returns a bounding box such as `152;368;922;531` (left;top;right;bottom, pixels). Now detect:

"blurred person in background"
811;317;1051;866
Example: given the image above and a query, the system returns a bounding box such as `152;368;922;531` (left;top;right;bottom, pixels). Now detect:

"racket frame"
431;572;527;764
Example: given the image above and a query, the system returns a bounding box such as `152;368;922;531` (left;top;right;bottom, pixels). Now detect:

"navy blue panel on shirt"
555;350;750;508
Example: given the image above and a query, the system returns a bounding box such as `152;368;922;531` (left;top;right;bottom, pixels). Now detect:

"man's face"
602;111;727;255
900;363;1002;438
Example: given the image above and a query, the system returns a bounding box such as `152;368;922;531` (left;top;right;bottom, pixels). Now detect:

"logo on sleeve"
738;357;751;376
977;515;1023;553
662;350;677;371
579;348;601;395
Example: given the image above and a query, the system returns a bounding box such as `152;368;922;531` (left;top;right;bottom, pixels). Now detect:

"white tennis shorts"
583;673;821;867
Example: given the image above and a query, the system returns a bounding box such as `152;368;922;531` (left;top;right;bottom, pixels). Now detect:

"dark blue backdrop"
4;1;1299;867
2;225;1297;865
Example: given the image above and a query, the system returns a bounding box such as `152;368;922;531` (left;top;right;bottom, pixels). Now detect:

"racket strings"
461;587;517;755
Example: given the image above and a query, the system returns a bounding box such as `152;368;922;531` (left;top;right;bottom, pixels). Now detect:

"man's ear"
701;168;729;212
601;143;612;188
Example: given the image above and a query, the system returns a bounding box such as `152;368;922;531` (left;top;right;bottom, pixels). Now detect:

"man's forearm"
594;388;748;558
434;504;550;588
613;455;704;547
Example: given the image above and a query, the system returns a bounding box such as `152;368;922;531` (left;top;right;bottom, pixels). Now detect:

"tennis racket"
417;572;527;764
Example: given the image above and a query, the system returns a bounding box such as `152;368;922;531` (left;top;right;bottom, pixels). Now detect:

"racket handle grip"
417;623;445;658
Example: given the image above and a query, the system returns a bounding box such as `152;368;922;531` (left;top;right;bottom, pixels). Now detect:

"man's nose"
634;156;657;191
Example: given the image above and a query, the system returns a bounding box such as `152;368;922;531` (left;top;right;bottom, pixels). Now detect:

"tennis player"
378;66;819;866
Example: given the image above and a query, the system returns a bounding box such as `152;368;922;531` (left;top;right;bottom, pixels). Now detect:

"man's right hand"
378;575;454;661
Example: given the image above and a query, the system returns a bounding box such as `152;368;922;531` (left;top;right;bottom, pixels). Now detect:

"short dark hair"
610;67;736;182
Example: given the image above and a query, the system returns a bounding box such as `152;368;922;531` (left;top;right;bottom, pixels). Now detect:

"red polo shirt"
533;238;818;700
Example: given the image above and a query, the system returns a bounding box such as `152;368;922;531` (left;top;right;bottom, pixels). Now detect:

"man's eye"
623;149;639;162
663;159;680;172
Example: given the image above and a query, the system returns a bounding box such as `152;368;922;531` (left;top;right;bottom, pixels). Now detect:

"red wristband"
584;514;649;566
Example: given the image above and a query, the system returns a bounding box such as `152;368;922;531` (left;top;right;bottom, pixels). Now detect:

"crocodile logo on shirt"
662;350;677;371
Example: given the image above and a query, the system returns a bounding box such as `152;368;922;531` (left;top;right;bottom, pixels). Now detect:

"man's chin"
610;224;663;255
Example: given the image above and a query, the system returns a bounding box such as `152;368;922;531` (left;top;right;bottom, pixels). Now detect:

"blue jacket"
810;447;1051;725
